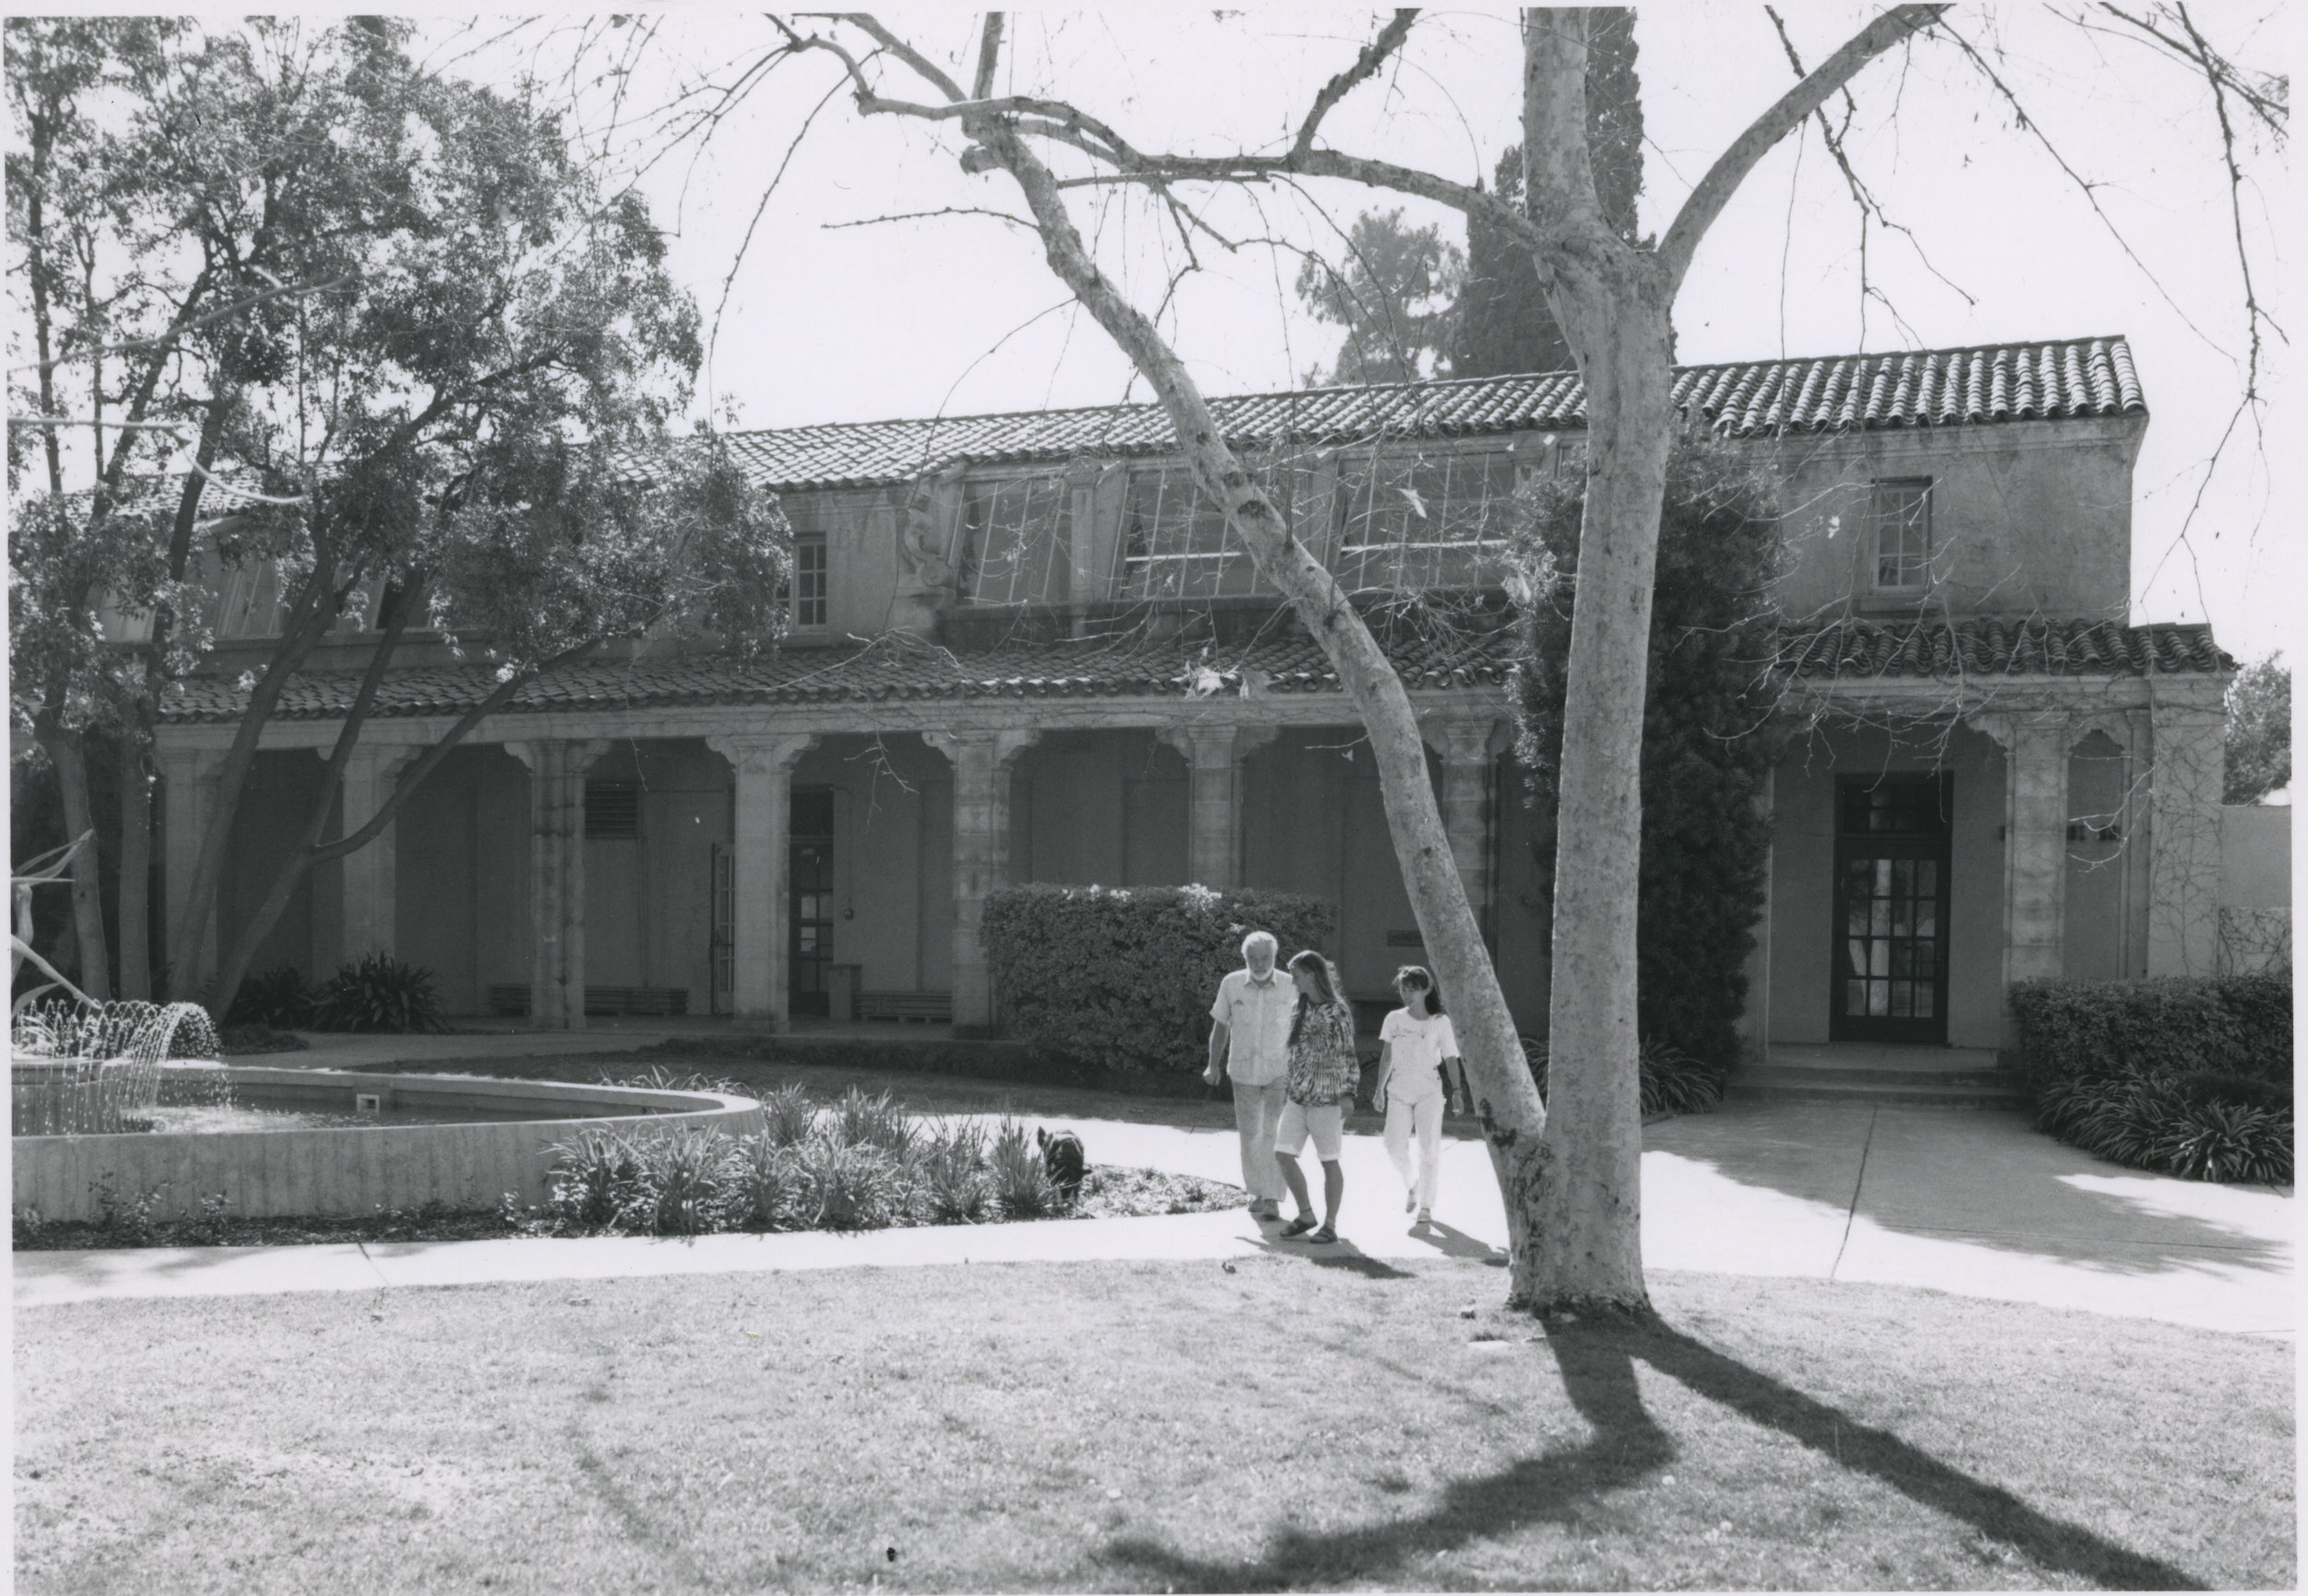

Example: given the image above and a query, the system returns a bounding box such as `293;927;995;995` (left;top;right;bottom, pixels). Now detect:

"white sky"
337;10;2308;664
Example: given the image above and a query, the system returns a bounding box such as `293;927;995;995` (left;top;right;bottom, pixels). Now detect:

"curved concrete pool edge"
12;1066;762;1223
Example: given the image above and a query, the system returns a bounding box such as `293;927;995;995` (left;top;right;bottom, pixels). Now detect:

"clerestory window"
1333;450;1515;592
1870;478;1933;594
960;475;1068;606
1117;467;1293;601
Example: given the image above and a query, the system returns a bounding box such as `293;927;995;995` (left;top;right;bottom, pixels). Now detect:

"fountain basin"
11;1065;763;1223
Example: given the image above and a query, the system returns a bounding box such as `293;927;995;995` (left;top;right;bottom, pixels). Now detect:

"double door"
706;787;836;1017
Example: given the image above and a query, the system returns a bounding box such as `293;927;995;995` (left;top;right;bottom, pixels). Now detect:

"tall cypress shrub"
1508;434;1785;1072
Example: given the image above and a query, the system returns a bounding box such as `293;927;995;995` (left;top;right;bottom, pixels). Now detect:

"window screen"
961;476;1068;606
1870;478;1932;592
1334;451;1515;592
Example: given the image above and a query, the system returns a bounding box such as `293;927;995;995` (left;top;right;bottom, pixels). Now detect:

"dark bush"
984;883;1336;1075
2010;975;2293;1183
225;964;318;1029
310;954;451;1034
1519;1034;1727;1118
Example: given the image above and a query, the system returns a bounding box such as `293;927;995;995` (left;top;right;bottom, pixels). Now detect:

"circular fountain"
11;1001;761;1225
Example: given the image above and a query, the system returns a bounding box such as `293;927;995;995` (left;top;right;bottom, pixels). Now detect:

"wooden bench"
853;990;953;1024
486;985;690;1018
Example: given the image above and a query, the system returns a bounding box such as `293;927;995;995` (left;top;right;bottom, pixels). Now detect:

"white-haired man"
1205;930;1295;1222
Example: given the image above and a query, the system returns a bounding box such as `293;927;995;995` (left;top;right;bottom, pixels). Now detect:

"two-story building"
151;334;2232;1058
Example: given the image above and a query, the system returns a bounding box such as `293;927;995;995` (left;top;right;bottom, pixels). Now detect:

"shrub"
794;1138;903;1230
989;1117;1058;1217
1519;1034;1727;1118
915;1119;993;1224
545;1128;647;1232
985;883;1336;1076
732;1136;803;1231
310;954;451;1035
2011;975;2294;1183
631;1127;739;1237
759;1084;821;1147
829;1086;916;1161
225;965;317;1029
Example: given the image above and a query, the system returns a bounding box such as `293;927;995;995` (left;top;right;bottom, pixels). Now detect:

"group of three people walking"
1205;930;1467;1243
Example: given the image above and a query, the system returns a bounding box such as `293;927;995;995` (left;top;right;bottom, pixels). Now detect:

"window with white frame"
790;533;828;627
1869;478;1932;594
211;558;284;638
960;474;1068;606
1333;450;1515;592
1117;467;1290;600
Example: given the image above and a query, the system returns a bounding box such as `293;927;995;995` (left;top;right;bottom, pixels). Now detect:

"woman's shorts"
1276;1099;1344;1160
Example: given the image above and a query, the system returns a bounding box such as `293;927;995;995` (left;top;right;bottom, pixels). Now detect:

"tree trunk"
1531;273;1677;1314
35;717;112;1003
116;727;154;1000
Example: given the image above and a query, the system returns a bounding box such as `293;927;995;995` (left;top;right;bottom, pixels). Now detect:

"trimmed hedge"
984;884;1337;1076
2010;974;2293;1183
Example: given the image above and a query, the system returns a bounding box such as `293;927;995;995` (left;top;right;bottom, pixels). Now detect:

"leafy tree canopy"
1292;209;1464;386
2225;652;2290;804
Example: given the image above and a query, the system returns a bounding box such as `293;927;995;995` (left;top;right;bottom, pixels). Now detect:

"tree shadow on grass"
1100;1313;2203;1592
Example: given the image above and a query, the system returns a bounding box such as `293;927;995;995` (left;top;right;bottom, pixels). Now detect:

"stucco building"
152;334;2235;1056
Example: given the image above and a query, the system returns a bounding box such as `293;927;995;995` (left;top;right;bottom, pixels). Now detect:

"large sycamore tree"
739;6;1942;1314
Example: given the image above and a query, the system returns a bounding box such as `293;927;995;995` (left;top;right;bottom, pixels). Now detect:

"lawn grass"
15;1262;2290;1593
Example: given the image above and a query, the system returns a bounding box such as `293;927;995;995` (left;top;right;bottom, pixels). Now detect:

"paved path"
19;1038;2294;1336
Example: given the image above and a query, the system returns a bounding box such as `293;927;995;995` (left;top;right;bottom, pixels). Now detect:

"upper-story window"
961;475;1068;606
1334;450;1515;592
1870;477;1933;594
1118;467;1286;600
212;559;285;638
790;533;828;628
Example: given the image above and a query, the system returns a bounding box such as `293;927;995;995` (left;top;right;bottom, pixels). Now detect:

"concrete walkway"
19;1038;2294;1337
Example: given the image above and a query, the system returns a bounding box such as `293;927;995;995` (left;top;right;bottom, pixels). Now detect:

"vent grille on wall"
586;782;640;838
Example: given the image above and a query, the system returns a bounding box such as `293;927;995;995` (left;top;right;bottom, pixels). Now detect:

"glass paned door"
788;789;835;1019
708;844;734;1016
1831;776;1952;1044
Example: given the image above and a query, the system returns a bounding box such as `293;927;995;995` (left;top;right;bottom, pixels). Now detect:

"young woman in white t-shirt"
1373;966;1464;1226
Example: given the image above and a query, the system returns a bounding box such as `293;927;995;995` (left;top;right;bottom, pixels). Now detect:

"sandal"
1308;1225;1338;1244
1280;1215;1316;1238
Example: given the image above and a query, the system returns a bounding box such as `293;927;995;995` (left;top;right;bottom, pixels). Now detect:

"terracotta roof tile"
720;338;2146;490
155;615;2223;726
1778;618;2229;680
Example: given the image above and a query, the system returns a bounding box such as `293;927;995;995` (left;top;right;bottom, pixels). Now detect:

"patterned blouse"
1285;1000;1360;1108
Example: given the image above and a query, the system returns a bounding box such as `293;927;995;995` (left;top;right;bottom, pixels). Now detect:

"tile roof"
1777;618;2229;680
157;615;2223;725
723;337;2146;490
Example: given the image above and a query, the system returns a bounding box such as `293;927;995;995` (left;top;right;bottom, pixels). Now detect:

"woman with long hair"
1274;948;1358;1242
1374;965;1464;1226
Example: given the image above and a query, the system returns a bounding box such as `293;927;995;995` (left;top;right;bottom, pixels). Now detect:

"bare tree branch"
1660;4;1946;291
1292;9;1420;160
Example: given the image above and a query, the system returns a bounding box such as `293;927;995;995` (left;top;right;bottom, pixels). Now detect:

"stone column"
707;733;819;1028
924;729;1040;1035
337;744;420;961
507;739;607;1029
1158;724;1277;889
1424;718;1506;944
2146;697;2228;978
155;744;227;996
1975;709;2073;993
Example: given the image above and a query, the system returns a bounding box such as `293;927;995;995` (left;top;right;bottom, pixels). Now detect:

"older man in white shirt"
1205;930;1296;1222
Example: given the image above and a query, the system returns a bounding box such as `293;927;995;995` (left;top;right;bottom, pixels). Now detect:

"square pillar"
155;745;226;998
1975;709;2073;1016
708;734;819;1029
1423;718;1508;945
337;745;419;961
924;729;1040;1034
1158;724;1277;889
2146;698;2228;978
507;739;607;1029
